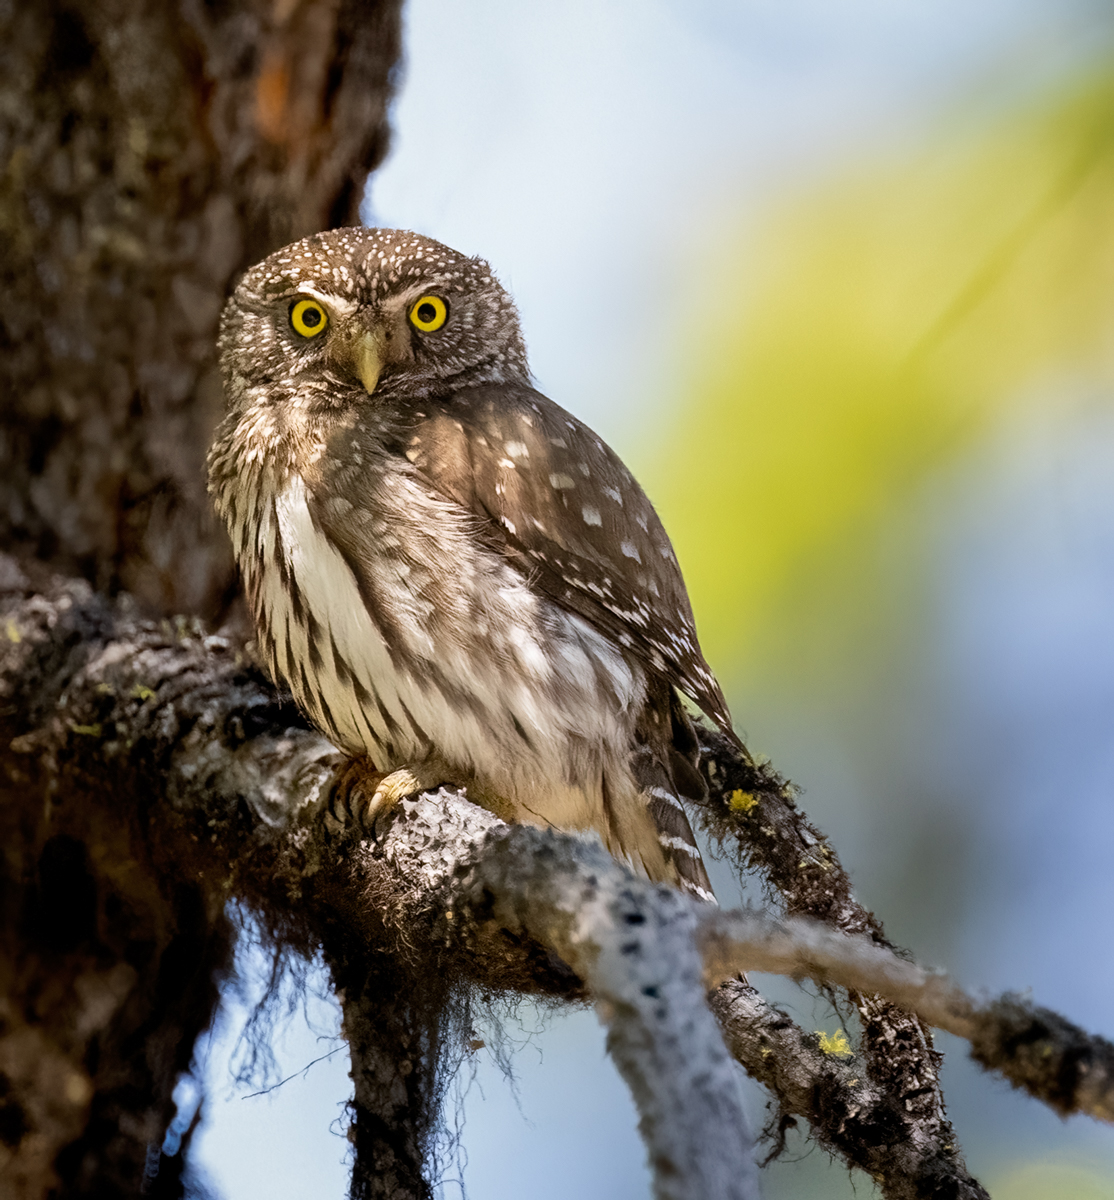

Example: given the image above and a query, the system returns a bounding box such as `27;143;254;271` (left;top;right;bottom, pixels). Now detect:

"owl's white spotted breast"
249;465;650;840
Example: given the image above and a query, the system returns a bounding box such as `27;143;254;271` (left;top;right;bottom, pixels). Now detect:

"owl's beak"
351;330;385;396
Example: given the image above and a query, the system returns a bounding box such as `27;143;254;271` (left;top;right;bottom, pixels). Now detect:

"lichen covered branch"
4;565;1113;1197
697;725;979;1197
454;824;759;1200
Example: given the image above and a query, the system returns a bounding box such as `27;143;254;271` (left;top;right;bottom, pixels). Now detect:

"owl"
208;228;740;903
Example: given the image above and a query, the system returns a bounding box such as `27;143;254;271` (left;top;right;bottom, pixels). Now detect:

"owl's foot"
363;759;454;832
332;756;453;838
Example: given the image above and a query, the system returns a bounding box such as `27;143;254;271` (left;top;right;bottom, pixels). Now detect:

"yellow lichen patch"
130;684;154;701
70;723;103;738
728;790;758;813
5;619;20;643
817;1028;853;1057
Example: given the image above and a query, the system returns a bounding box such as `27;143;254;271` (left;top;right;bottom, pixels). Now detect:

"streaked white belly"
244;472;645;834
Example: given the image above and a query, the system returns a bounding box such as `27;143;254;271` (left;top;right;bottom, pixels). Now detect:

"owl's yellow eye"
290;299;328;338
409;295;448;332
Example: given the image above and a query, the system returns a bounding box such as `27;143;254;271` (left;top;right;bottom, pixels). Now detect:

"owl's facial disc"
283;290;386;397
339;286;449;395
219;229;531;414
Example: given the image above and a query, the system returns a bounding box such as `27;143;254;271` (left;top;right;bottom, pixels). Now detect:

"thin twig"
240;1044;346;1099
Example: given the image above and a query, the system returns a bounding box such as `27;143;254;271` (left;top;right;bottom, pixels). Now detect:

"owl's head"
218;228;530;413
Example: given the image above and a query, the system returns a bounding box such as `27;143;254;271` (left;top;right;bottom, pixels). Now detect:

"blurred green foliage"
646;51;1114;1200
651;63;1114;680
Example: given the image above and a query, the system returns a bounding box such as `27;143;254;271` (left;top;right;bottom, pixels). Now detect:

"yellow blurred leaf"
988;1160;1114;1200
652;67;1114;674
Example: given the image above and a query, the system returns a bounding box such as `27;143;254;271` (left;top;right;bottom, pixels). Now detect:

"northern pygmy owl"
208;228;740;902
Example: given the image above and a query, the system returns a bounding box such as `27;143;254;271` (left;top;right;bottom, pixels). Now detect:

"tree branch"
5;560;1113;1196
700;911;1114;1124
696;727;980;1197
451;823;759;1200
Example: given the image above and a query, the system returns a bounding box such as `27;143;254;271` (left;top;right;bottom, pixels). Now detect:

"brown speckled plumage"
208;227;738;900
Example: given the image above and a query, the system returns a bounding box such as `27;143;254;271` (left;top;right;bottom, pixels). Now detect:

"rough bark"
0;1;403;1193
0;0;401;617
458;826;759;1200
332;951;448;1200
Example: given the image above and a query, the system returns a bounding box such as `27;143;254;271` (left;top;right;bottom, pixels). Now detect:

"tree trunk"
0;2;402;1193
0;0;400;617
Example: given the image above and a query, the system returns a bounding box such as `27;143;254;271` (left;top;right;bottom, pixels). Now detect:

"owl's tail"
626;682;716;904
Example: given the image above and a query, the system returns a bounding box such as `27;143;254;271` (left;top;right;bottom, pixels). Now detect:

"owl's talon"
328;758;380;827
349;759;453;839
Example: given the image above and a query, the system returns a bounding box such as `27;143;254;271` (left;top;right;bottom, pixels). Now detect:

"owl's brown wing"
393;382;735;737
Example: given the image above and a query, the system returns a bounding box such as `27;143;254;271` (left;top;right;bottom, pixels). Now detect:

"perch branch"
5;562;1110;1195
450;822;759;1200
